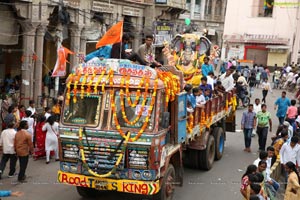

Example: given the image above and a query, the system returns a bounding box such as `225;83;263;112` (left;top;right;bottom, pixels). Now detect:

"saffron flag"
96;21;123;49
52;46;74;77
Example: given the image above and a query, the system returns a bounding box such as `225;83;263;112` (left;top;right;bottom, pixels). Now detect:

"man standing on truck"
219;68;235;92
256;104;272;152
241;104;256;152
201;57;214;77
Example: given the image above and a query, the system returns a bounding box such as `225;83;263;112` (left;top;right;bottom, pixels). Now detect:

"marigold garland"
124;75;146;107
94;70;105;94
119;77;150;125
111;77;158;142
78;127;131;178
187;113;194;134
80;74;88;99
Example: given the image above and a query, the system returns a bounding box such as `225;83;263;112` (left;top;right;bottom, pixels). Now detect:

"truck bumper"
57;170;160;195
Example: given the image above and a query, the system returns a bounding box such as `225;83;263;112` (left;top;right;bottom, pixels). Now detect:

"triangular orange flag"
96;21;123;49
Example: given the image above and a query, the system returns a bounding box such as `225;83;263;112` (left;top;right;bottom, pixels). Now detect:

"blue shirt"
187;94;196;109
0;190;12;197
201;63;214;77
275;97;291;117
199;84;213;98
241;111;256;129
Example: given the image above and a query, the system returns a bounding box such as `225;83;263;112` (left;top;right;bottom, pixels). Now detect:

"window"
186;0;191;10
195;0;201;13
63;94;102;126
112;90;155;131
256;0;274;17
215;0;222;16
205;0;212;15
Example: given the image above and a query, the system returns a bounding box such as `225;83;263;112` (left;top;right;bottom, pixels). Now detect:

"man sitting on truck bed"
111;33;147;65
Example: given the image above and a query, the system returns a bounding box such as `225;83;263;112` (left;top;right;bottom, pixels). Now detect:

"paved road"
0;87;289;200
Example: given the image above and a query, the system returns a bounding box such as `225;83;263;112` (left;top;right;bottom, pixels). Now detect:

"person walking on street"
256;104;272;151
42;116;60;164
0;122;17;179
252;99;262;137
284;161;300;200
261;78;272;103
286;99;298;132
241;104;256;152
14;120;34;182
275;91;291;125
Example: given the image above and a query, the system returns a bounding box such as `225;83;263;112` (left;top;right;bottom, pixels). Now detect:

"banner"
52;46;74;77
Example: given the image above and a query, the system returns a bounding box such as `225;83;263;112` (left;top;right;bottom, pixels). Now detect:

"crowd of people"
0;97;63;183
238;77;300;199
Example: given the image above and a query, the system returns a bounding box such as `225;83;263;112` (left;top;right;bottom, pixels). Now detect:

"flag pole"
119;21;124;60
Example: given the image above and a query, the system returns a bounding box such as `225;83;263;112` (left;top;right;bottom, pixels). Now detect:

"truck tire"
198;135;215;170
153;164;175;200
213;127;225;160
187;148;200;169
76;186;98;198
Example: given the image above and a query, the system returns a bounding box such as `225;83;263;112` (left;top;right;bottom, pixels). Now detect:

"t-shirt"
275;97;291;117
256;111;271;127
201;64;213;77
287;106;298;119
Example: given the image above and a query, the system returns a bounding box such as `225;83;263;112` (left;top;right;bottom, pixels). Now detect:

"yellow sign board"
57;171;160;195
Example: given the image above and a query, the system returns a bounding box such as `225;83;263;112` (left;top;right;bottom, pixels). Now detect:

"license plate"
94;180;109;190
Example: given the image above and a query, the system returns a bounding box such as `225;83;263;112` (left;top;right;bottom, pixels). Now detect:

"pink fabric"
241;176;249;190
287;106;298;119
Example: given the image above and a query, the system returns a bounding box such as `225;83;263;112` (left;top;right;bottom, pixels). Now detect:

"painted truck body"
57;58;236;199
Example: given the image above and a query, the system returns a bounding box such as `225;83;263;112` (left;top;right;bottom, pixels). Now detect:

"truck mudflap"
57;171;160;195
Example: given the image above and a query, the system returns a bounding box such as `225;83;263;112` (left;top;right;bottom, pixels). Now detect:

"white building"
222;0;300;67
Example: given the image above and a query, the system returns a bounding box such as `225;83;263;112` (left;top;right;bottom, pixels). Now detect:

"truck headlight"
142;171;152;179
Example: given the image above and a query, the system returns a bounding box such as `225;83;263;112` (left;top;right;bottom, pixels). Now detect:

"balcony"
124;0;154;5
155;0;186;10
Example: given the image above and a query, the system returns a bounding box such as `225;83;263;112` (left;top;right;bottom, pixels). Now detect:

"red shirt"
287;106;297;119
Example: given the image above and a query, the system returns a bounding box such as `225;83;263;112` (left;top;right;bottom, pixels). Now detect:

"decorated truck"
57;56;237;199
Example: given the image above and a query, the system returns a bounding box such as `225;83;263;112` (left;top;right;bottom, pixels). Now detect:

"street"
1;87;287;200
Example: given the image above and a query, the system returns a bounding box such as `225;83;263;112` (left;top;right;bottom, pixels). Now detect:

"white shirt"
237;76;248;86
286;66;292;73
219;73;235;92
261;82;272;92
27;106;36;117
207;76;214;90
279;142;300;164
0;128;17;154
45;112;51;120
196;95;206;105
22;117;34;135
253;103;262;114
254;157;272;181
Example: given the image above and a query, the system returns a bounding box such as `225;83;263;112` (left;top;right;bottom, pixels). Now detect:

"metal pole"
291;0;300;63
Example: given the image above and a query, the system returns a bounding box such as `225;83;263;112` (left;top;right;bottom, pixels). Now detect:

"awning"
265;45;290;49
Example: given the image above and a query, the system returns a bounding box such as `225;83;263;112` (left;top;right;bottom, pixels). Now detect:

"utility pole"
291;0;300;63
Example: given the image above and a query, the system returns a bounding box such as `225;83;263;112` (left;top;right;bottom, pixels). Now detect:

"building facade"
222;0;299;67
178;0;228;47
0;0;185;106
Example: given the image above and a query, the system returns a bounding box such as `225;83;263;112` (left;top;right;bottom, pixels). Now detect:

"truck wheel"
213;127;225;160
187;148;200;169
76;186;98;198
153;164;175;200
198;135;215;170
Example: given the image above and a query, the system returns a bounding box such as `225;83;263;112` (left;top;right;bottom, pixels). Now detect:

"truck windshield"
63;94;101;126
112;90;155;130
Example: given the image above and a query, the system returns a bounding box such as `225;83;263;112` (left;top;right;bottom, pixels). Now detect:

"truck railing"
188;90;236;139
